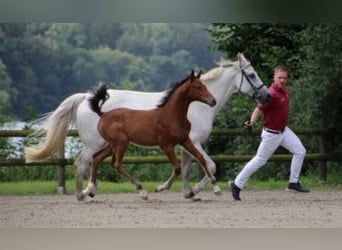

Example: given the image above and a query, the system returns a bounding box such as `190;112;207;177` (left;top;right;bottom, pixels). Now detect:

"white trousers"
234;127;306;189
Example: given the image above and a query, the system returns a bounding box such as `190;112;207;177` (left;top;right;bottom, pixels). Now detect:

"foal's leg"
81;145;112;199
181;137;221;196
112;144;148;200
156;145;182;192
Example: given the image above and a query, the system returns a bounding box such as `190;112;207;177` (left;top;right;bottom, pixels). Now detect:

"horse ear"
238;52;247;63
238;52;247;68
196;70;202;79
190;70;195;81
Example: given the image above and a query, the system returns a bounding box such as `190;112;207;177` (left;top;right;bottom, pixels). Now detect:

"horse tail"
24;93;86;163
89;82;109;117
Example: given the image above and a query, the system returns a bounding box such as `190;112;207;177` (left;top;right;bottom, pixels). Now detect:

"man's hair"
274;64;289;74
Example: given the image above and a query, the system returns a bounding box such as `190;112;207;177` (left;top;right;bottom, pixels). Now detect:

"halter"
238;60;265;99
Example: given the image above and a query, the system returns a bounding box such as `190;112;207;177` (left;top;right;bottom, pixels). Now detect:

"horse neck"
160;84;192;121
204;67;239;115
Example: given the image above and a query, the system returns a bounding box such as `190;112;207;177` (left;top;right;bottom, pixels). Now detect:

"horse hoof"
139;190;148;200
191;196;202;202
191;186;200;196
89;192;95;198
84;195;95;203
77;193;86;201
155;185;165;193
184;190;195;199
213;185;222;195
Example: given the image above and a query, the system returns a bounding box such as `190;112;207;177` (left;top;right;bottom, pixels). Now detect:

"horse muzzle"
255;90;272;104
207;98;217;107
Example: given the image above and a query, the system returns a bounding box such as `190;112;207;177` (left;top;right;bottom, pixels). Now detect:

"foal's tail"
89;82;109;117
24;93;86;163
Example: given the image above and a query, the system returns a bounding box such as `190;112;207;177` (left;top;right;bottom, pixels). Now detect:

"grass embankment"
0;176;341;195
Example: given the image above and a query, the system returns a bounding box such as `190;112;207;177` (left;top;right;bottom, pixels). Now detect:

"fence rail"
0;127;338;194
0;127;329;137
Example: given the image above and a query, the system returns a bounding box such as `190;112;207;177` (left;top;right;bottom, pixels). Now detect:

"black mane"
157;74;191;108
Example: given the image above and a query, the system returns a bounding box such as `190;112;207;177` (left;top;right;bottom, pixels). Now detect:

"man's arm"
244;107;262;127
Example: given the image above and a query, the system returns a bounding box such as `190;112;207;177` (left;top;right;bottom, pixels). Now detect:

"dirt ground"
0;190;341;228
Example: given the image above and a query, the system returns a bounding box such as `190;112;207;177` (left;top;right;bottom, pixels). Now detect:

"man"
230;64;310;201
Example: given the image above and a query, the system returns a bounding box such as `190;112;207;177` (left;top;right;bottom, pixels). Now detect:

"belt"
264;128;283;134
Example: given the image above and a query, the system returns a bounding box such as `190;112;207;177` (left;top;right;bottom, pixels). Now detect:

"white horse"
25;53;271;201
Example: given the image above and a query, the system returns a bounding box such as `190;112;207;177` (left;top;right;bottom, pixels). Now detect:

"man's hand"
244;120;253;128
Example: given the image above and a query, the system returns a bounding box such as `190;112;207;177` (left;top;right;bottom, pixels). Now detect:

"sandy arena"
0;190;341;228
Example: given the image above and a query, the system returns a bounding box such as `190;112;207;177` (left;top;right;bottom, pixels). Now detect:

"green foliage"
295;24;342;150
0;59;16;109
0;93;13;160
207;23;307;81
0;23;218;118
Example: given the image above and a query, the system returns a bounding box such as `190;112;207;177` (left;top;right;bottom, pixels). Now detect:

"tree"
80;23;123;49
0;59;16;109
0;23;218;119
89;47;153;90
293;23;342;152
207;24;307;81
116;23;219;90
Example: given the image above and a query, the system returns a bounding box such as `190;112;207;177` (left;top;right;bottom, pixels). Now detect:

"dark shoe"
287;182;310;193
230;182;241;201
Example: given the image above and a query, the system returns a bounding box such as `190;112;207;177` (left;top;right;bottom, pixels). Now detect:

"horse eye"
248;72;255;78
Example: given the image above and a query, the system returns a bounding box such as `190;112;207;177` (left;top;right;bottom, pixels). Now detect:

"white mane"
201;59;236;81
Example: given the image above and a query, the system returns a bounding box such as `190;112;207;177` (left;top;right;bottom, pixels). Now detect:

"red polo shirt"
257;83;289;131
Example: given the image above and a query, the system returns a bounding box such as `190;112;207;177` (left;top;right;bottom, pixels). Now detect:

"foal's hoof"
78;191;90;202
84;195;95;203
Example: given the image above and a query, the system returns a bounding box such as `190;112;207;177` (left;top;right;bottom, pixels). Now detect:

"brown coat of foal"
81;71;221;200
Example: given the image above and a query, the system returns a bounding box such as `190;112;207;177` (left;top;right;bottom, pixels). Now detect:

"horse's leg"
74;150;87;201
184;145;217;197
181;137;221;196
156;146;181;192
181;146;216;199
74;148;93;201
112;144;148;200
81;145;112;200
181;149;195;198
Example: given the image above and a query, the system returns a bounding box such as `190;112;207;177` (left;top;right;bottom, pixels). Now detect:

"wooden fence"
0;127;339;194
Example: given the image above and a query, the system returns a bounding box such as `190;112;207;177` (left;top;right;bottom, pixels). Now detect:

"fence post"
318;134;327;183
57;146;66;194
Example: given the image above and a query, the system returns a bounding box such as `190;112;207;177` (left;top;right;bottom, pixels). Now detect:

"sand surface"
1;190;341;228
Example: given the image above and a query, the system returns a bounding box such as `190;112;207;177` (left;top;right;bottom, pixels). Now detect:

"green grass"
0;177;341;195
245;176;342;191
0;180;200;195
